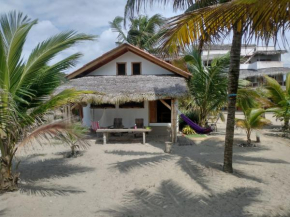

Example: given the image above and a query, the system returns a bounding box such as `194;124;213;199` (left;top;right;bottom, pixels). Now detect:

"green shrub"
182;125;196;135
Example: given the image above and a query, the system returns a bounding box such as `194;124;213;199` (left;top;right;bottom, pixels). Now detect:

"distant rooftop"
203;44;287;54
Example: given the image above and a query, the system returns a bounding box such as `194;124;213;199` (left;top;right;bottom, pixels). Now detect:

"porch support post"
143;132;146;144
171;99;178;143
63;104;72;124
67;104;71;123
103;132;107;145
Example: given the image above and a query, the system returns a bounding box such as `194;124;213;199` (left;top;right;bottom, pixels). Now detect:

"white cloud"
47;28;118;72
1;0;289;71
0;0;181;73
62;28;119;71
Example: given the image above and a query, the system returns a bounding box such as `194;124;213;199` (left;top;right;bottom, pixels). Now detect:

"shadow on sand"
19;182;85;197
105;136;289;193
110;154;174;173
100;180;263;217
19;157;95;182
16;156;94;197
0;208;7;216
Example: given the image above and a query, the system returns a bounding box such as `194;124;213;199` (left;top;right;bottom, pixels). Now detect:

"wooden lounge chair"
108;118;124;129
108;118;125;136
133;119;144;137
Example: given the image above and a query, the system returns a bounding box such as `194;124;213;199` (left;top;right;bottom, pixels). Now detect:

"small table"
96;129;152;145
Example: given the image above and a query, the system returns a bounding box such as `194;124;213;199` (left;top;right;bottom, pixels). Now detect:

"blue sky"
0;0;289;72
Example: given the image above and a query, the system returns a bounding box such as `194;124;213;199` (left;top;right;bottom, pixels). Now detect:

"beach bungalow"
58;43;190;143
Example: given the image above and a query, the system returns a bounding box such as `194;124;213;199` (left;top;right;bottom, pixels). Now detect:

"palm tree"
180;48;229;126
109;14;165;53
126;0;290;173
0;11;95;191
236;108;271;144
236;85;271;144
264;74;290;130
124;0;219;19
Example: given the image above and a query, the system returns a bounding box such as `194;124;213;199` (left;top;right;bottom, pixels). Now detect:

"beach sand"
1;112;290;217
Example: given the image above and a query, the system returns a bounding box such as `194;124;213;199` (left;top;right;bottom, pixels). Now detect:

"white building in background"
202;44;290;86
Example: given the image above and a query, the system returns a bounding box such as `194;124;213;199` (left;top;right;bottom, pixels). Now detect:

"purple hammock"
180;114;212;134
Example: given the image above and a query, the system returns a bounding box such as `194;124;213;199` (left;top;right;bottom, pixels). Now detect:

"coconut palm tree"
0;11;95;191
264;74;290;130
161;0;290;172
236;109;271;144
109;14;165;53
235;84;271;144
180;48;229;126
126;0;290;173
124;0;220;19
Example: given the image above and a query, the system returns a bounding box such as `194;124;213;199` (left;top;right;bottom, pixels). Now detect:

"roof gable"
66;43;191;79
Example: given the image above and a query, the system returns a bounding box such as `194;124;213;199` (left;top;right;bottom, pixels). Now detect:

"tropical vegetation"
264;74;290;131
124;0;290;173
110;14;165;53
0;11;95;191
178;48;229;127
235;84;271;144
236;108;271;144
182;125;196;135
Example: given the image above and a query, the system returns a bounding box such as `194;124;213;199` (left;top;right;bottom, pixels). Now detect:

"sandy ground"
1;112;290;217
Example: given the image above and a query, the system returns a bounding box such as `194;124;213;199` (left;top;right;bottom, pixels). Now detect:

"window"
132;62;141;75
117;63;126;75
119;101;144;108
91;103;115;109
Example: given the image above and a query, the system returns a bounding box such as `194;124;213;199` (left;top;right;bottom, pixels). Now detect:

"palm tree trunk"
246;129;252;144
197;38;205;56
223;26;243;173
0;155;19;191
283;118;289;131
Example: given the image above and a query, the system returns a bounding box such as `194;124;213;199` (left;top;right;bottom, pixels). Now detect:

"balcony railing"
240;61;284;70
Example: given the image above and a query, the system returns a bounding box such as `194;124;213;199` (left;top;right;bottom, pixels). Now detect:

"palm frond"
124;0;219;20
17;122;83;148
161;0;290;53
109;16;127;43
235;119;247;129
183;48;228;125
13;31;95;95
29;89;92;118
0;12;36;92
264;75;285;104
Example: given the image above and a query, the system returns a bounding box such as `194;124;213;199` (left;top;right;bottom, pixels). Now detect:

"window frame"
131;62;142;75
116;62;127;75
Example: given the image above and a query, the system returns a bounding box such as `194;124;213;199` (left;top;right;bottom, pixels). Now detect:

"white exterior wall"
88;51;174;76
82;101;149;128
240;61;283;70
205;47;285;70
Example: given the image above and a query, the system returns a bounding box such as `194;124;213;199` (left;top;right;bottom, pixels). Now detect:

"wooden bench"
96;129;152;145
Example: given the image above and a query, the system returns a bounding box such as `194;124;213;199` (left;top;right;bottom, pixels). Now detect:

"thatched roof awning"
56;75;189;104
240;67;290;79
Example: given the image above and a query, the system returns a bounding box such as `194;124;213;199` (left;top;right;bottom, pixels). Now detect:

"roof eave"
66;43;191;79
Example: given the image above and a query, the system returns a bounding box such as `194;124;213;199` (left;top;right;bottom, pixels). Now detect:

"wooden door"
149;101;157;123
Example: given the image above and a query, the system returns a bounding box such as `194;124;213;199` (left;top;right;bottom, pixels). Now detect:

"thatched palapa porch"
57;75;189;143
